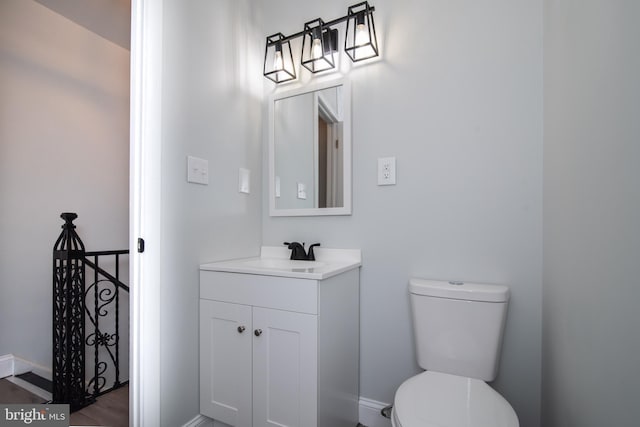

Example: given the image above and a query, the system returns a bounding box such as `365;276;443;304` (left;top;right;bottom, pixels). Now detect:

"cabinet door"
252;307;318;427
200;300;252;426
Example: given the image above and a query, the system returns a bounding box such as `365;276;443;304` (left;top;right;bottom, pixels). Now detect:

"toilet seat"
392;371;519;427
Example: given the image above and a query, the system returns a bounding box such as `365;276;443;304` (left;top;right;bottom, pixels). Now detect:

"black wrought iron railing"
52;213;129;411
84;249;129;399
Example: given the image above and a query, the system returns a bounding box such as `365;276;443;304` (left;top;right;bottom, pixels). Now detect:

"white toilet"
392;278;519;427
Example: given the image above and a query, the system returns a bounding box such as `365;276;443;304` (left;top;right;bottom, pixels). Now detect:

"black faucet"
283;242;321;261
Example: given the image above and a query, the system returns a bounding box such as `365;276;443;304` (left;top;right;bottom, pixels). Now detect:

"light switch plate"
187;156;209;185
377;157;396;185
239;168;250;194
275;176;281;198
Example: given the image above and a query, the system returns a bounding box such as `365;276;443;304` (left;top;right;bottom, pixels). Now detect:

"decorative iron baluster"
93;255;99;397
114;253;121;389
84;250;129;398
52;212;93;411
53;213;129;409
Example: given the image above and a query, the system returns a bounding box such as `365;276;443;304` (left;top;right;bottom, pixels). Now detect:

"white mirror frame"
268;78;352;216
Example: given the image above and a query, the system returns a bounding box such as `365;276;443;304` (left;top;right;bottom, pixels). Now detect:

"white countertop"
200;246;361;280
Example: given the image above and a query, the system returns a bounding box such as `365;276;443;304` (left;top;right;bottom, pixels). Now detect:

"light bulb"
355;23;369;46
311;38;323;60
273;50;283;70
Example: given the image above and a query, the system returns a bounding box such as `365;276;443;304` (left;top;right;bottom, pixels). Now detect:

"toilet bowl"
391;278;519;427
391;371;518;427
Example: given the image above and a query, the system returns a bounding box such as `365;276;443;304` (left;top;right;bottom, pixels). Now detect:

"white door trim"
130;0;163;426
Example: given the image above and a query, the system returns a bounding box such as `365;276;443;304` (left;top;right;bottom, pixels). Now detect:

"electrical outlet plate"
377;157;396;185
297;182;307;199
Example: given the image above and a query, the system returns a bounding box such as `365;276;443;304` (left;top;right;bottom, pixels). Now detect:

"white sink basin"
242;259;326;270
200;246;361;279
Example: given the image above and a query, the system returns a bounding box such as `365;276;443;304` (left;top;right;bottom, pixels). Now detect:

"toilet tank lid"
409;278;510;302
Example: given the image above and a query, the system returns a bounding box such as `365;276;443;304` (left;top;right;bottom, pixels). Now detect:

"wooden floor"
0;378;129;426
0;378;46;404
70;385;129;427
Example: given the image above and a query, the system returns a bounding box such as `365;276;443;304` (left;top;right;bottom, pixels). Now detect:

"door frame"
130;0;163;425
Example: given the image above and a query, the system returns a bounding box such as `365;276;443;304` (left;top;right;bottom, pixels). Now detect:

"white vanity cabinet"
199;256;360;427
200;298;317;427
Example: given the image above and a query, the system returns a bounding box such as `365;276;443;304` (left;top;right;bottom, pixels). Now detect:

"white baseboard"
359;397;392;427
182;414;232;427
182;414;214;427
0;354;53;401
0;354;52;380
183;398;392;427
0;354;13;379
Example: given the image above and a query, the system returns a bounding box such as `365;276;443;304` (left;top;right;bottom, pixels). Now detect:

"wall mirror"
268;79;351;216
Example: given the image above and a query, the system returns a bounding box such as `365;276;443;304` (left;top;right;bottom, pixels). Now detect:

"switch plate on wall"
378;157;396;185
187;156;209;185
239;168;250;194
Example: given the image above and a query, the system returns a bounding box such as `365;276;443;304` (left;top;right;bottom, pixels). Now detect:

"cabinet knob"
237;326;246;333
254;329;263;337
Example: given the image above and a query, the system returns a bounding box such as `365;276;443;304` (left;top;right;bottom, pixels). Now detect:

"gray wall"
0;0;129;371
159;0;263;425
542;0;640;425
261;1;543;426
33;0;131;50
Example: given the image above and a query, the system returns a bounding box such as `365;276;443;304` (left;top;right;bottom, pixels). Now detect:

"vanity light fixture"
263;33;296;83
263;1;378;83
344;1;379;62
301;19;339;74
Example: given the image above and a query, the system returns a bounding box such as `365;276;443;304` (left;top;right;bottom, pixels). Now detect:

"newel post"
52;213;92;410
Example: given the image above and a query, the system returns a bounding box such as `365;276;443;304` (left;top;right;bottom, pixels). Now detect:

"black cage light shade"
264;33;296;83
301;19;339;74
344;1;379;62
263;2;379;83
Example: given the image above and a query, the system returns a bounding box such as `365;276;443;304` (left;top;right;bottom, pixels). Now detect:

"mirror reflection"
270;81;350;216
274;86;344;209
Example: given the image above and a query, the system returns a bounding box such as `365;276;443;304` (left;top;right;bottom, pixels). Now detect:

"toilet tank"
409;278;510;382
